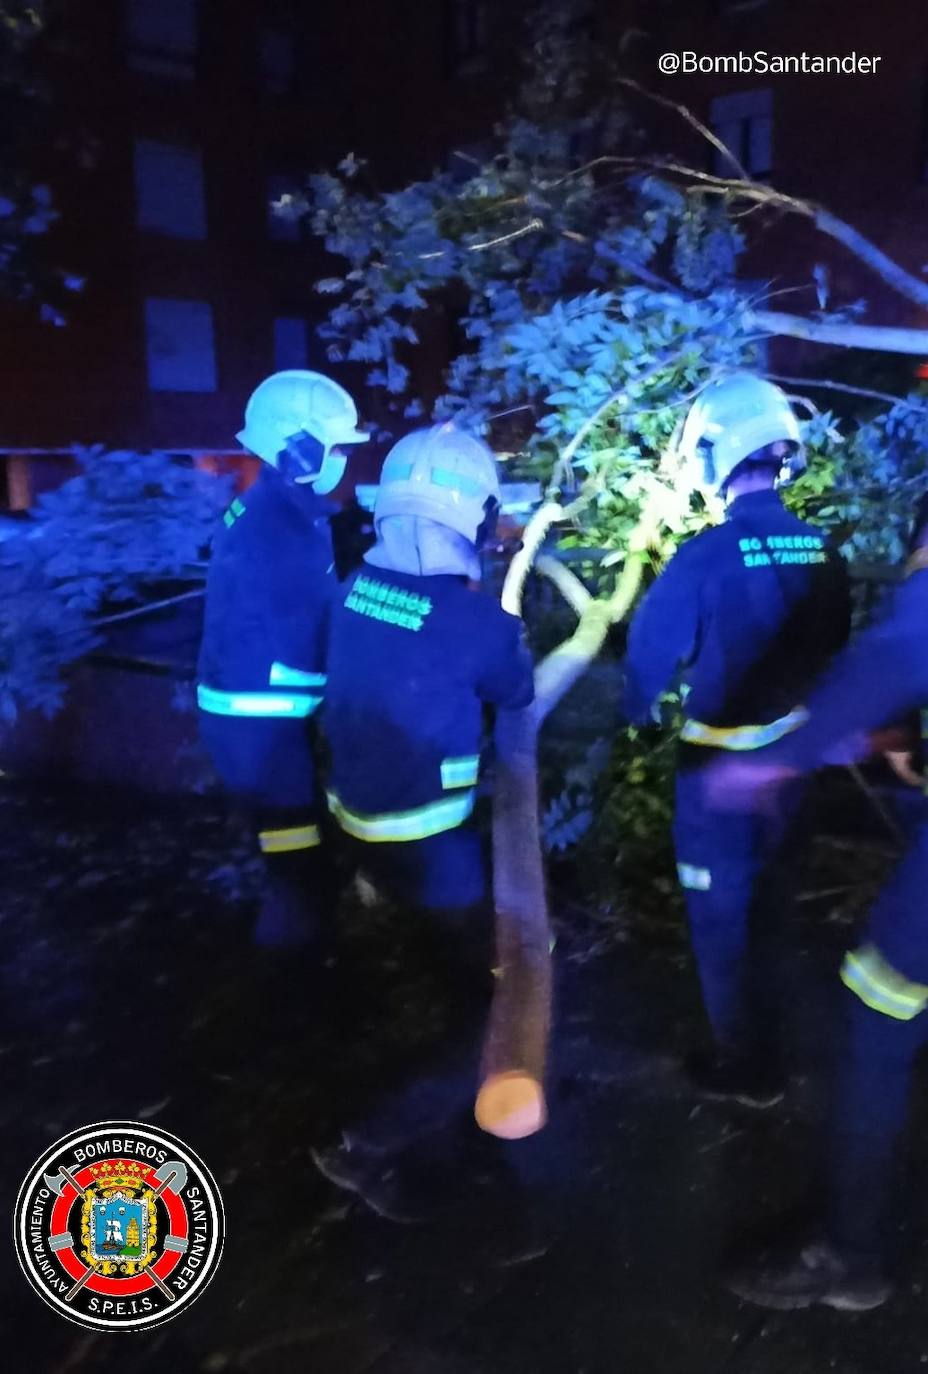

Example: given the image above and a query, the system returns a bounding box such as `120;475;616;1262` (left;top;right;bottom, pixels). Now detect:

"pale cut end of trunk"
475;1071;547;1139
478;911;552;1138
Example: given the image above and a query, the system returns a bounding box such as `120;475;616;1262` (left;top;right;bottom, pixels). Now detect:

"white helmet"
679;373;804;496
237;370;369;492
375;424;501;545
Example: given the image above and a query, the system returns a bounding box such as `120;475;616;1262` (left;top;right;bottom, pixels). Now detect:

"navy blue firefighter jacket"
197;466;334;716
323;566;535;842
621;489;851;744
766;564;928;983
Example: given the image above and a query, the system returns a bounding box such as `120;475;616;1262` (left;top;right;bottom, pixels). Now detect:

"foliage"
295;0;928;901
0;448;230;723
583;720;680;918
301;3;928;569
0;3;50;281
0;547;96;722
542;735;609;853
0;0;82;313
785;399;928;565
19;446;229;606
541;690;681;921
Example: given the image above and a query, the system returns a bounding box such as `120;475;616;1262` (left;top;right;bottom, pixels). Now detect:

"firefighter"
620;373;850;1106
311;423;536;1218
708;501;928;1311
197;370;369;951
882;491;928;790
323;422;535;909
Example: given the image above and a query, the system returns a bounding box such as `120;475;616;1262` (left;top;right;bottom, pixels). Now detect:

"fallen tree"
293;0;928;1135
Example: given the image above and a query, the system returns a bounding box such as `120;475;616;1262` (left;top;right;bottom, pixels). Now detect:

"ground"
1;778;927;1374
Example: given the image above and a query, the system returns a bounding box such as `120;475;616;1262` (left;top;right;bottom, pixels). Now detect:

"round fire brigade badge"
13;1120;224;1331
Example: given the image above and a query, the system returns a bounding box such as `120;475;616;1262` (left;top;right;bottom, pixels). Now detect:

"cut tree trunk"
477;545;650;1138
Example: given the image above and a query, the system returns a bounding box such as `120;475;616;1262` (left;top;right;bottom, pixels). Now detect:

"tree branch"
501;491;593;618
93;587;205;628
534;555;593;617
766;374;914;407
468;218;546;252
555;350;689;481
607;135;928;313
813;210;928;313
750;309;928;355
615;76;750;180
597;72;928;314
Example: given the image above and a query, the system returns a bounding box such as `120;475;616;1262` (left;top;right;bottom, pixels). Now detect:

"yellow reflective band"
680;708;809;752
441;755;480;790
327;789;475;843
269;662;328;689
841;945;928;1021
678;862;712;892
197;685;321;718
258;824;322;853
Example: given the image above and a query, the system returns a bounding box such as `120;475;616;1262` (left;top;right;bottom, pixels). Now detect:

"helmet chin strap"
475;496;500;552
310;452;347;495
278;431;347;493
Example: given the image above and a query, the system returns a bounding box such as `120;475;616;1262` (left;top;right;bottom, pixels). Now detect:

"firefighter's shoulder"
657;522;732;576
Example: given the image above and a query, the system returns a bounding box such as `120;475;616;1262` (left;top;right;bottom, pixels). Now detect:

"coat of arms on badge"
81;1161;158;1276
83;1164;155;1270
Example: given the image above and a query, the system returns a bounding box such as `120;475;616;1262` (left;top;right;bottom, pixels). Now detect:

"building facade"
3;0;927;510
0;0;519;501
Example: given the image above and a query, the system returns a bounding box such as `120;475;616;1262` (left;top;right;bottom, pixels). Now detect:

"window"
274;317;309;371
710;88;773;177
267;174;302;242
144;298;217;392
445;0;489;76
259;27;295;95
126;0;197;79
134;140;207;240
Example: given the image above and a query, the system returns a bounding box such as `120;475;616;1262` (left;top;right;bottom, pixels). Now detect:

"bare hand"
884;750;924;790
